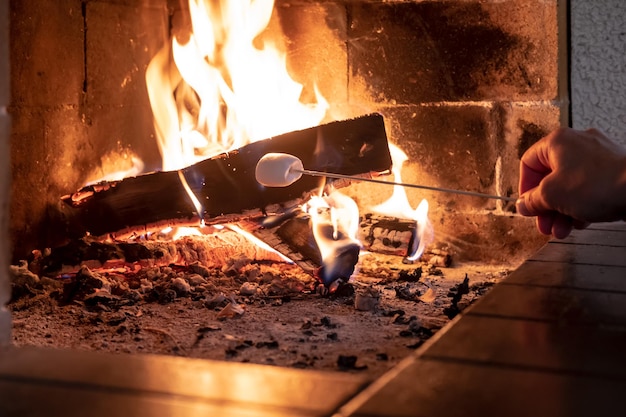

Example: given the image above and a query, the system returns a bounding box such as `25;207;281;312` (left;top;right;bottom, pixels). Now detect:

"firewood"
32;229;290;277
246;212;361;285
359;214;452;265
359;214;415;256
242;215;319;276
60;114;391;240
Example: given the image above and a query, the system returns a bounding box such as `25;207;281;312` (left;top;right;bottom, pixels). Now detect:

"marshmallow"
255;153;304;187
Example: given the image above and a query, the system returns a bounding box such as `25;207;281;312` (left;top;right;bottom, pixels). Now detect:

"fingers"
518;187;580;239
534;212;574;239
551;214;574;239
519;161;548;195
519;135;553;194
516;184;552;217
536;213;554;235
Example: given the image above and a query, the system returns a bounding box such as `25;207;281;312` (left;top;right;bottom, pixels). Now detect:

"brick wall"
9;0;169;259
1;0;11;344
275;0;565;262
8;0;566;264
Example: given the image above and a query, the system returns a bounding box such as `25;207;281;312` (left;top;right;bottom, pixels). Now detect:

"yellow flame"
304;189;361;265
85;154;144;186
172;227;204;239
372;143;433;260
147;0;328;172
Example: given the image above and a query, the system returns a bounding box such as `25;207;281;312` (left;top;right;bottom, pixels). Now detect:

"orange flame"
146;0;328;171
372;143;433;260
303;188;361;284
141;0;430;277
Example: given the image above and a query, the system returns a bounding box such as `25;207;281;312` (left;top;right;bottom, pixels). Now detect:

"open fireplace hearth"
10;234;509;377
3;0;568;392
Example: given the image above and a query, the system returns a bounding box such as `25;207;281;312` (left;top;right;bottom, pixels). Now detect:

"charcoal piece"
359;214;415;256
398;267;422;282
443;274;470;319
337;355;368;371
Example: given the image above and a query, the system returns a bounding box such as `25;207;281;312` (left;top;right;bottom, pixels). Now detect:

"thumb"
516;186;551;217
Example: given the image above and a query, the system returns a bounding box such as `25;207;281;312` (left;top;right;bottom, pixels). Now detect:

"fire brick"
84;1;168;173
276;2;349;106
498;102;562;202
0;113;10;312
378;105;498;212
85;1;168;107
347;1;558;103
0;0;8;107
9;0;84;107
9;109;54;260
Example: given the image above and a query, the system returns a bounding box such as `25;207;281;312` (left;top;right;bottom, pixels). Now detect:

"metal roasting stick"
293;168;518;203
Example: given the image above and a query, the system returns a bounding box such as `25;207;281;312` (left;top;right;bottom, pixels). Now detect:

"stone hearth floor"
2;222;626;416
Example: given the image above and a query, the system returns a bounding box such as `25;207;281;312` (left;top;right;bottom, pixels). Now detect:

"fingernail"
516;197;530;216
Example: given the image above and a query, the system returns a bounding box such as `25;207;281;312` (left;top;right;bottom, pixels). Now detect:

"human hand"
516;128;626;238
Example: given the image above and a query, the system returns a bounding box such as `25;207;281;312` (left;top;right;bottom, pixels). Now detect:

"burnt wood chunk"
359;214;450;265
61;114;391;239
359;214;416;256
243;215;320;276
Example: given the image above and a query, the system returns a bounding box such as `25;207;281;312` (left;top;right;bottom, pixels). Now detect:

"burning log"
359;213;449;265
246;213;360;286
30;228;291;278
244;214;320;275
60;114;391;240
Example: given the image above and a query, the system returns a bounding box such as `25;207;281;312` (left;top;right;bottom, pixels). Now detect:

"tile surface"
423;314;626;379
468;284;626;325
341;224;626;417
338;358;626;417
503;261;626;291
530;242;626;267
585;222;626;232
560;229;626;246
0;346;366;417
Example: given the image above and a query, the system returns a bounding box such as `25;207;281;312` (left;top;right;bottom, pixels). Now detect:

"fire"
303;188;361;285
140;0;432;285
371;143;433;260
146;0;328;171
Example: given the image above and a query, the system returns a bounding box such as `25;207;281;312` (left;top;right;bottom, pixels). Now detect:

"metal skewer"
293;168;517;203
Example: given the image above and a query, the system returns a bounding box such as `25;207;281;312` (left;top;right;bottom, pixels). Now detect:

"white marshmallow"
255;153;304;187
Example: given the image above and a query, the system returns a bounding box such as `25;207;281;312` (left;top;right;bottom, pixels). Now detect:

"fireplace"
1;0;567;368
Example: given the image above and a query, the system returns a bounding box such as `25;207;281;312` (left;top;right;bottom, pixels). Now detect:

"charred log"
60;114;391;241
359;214;415;256
31;228;290;278
243;215;320;275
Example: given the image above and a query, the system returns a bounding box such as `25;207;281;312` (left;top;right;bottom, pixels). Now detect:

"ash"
8;253;509;379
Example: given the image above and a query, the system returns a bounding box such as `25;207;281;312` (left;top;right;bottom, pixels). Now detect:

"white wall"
571;0;626;145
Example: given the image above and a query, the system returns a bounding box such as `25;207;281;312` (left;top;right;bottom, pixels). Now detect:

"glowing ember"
95;0;431;282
